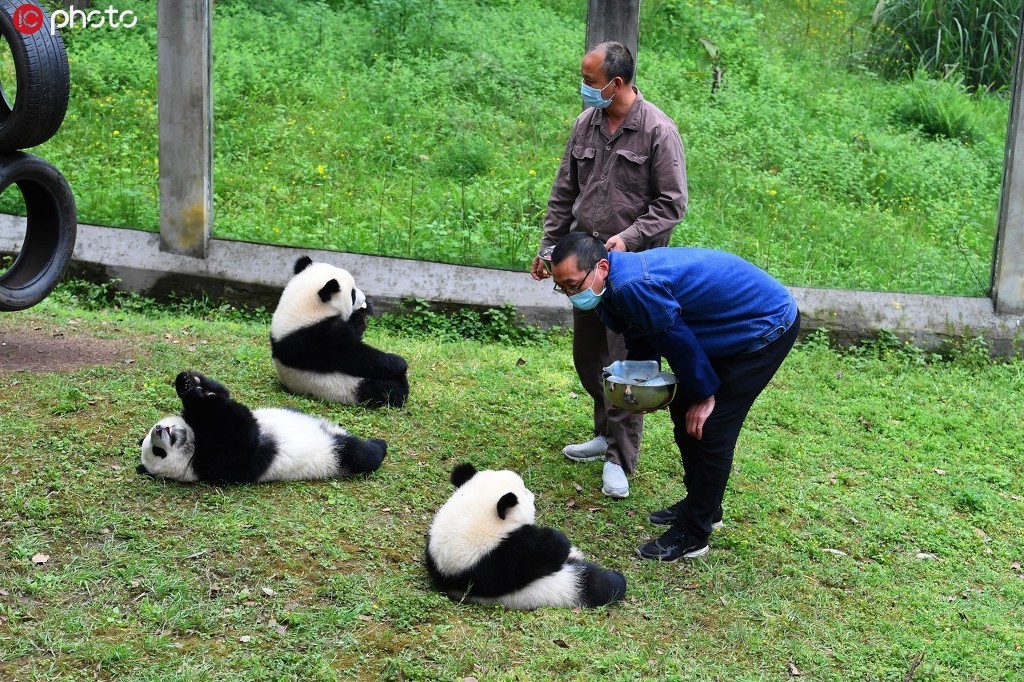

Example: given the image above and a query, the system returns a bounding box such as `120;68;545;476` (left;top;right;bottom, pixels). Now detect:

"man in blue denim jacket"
550;232;800;562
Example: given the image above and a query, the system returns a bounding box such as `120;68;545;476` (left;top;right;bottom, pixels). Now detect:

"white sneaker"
601;461;629;498
562;435;607;462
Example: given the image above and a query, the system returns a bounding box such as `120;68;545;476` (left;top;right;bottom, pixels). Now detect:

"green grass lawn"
4;0;1011;295
1;287;1022;680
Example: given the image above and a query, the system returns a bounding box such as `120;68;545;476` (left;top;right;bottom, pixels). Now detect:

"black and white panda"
137;371;387;484
425;463;627;609
270;256;409;408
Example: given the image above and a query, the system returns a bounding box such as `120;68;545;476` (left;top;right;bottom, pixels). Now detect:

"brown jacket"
540;88;688;253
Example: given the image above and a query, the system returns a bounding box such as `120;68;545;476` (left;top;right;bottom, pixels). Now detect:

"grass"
0;0;1010;295
1;285;1022;680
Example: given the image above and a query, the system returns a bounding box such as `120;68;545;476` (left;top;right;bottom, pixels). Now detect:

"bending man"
550;232;800;562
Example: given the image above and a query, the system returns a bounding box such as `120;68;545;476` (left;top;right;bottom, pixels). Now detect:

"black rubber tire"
0;0;71;151
0;151;76;311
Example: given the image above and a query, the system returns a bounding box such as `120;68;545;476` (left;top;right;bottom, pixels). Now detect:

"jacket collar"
589;87;645;132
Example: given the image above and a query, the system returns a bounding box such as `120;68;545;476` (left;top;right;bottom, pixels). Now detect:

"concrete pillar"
157;0;213;258
586;0;640;66
992;9;1024;313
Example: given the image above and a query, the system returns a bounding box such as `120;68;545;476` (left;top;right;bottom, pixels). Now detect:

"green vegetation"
1;284;1023;680
863;0;1021;92
0;0;1010;296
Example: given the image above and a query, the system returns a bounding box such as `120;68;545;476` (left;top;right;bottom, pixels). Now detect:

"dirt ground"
0;324;128;372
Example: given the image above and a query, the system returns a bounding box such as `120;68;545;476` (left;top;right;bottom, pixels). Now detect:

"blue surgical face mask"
580;79;614;109
569;285;605;310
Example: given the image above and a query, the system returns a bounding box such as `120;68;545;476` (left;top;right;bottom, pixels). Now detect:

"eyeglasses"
553;267;594;296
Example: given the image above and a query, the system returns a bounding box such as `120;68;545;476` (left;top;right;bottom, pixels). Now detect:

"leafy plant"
861;0;1021;91
894;70;981;141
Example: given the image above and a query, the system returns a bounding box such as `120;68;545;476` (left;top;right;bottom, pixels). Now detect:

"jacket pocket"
613;149;649;195
572;144;597;186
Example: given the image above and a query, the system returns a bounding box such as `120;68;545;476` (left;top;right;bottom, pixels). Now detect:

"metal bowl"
538;246;555;274
602;360;678;413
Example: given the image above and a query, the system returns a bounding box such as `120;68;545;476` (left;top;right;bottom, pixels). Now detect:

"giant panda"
270;256;409;408
137;371;387;484
425;463;627;609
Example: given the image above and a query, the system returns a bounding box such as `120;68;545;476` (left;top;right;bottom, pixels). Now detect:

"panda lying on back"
425;463;627;609
270;256;409;408
138;371;387;484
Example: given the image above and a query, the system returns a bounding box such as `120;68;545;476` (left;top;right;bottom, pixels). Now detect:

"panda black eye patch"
152;446;167;458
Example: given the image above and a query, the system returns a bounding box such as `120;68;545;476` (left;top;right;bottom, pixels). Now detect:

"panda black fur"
270;256;409;408
425;463;627;609
137;371;387;484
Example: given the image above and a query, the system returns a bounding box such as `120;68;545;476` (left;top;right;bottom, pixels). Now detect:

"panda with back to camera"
425;462;627;609
137;371;387;484
270;256;409;408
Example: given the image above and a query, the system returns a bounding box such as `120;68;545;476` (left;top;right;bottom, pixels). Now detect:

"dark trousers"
572;307;643;473
667;311;801;540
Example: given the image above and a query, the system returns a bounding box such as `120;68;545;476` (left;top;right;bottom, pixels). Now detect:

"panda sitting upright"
270;256;409;408
425;462;627;609
137;371;387;484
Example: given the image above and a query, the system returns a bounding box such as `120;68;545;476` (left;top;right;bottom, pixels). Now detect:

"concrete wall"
3;216;1022;355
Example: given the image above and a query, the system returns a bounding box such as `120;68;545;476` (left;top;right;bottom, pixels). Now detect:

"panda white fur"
270;256;409;408
137;371;387;484
425;463;627;609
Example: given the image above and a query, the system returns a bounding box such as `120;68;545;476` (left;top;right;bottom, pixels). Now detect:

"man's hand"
686;395;715;440
530;256;551;281
605;235;628;252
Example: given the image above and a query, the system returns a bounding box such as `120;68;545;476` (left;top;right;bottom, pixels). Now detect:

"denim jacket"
597;248;798;402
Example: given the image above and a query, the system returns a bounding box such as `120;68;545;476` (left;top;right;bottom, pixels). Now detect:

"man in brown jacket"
531;40;688;498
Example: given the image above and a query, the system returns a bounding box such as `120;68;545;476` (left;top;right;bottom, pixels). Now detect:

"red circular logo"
13;3;43;34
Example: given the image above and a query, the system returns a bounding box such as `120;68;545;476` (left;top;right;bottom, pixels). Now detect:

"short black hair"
551;232;607;270
592;41;635;85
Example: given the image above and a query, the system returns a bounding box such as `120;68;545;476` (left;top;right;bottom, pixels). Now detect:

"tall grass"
862;0;1022;92
8;0;1011;296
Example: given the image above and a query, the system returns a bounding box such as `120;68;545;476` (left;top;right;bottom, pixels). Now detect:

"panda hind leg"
333;435;387;475
356;377;410;408
575;561;627;608
175;371;231;400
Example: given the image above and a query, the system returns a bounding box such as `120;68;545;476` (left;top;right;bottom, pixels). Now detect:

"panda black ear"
497;492;519;520
318;279;341;303
450;463;477;488
294;256;313;274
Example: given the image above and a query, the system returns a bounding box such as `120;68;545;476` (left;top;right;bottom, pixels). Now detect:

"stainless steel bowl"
602;360;678;413
538;246;555;274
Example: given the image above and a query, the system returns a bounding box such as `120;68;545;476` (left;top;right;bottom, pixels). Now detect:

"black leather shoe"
635;526;709;562
648;503;724;529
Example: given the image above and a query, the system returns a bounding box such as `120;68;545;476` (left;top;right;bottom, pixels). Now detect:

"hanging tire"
0;0;70;151
0;151;76;311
